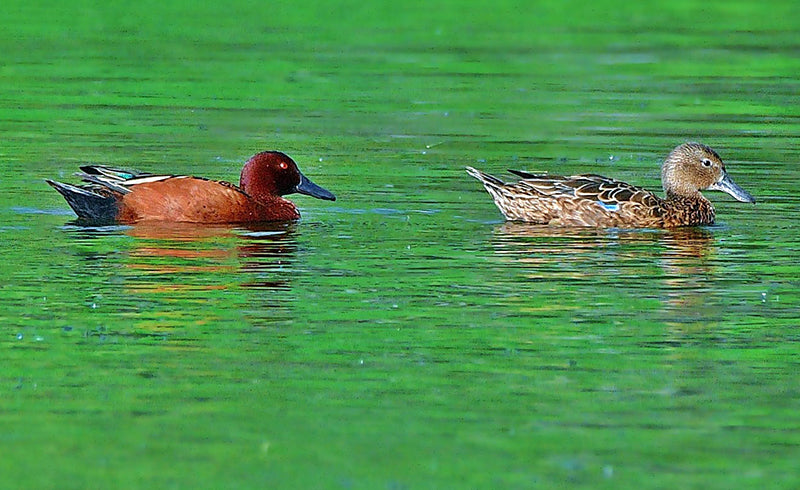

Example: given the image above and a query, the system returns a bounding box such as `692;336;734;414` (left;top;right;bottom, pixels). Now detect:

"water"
2;0;799;488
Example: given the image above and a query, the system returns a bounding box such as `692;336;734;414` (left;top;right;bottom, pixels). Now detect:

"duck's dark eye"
701;158;713;168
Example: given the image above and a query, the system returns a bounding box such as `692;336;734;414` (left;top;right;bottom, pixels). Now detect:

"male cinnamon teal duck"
466;142;755;228
47;151;335;223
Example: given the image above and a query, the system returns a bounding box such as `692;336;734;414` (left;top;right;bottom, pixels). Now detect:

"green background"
1;0;798;488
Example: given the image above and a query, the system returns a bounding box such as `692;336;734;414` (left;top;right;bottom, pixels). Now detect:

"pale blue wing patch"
596;201;620;212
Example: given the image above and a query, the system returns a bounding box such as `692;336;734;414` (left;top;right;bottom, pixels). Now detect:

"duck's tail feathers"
465;166;508;190
45;179;119;222
507;169;548;179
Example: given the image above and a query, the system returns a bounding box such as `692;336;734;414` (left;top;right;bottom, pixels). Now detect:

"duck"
466;142;755;228
47;151;335;223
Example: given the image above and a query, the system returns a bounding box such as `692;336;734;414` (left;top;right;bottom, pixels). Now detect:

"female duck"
47;151;335;223
466;142;755;228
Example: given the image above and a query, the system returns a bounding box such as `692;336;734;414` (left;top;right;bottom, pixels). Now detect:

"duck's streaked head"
662;142;755;203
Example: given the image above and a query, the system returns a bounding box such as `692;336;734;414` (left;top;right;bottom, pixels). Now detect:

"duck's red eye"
279;162;288;169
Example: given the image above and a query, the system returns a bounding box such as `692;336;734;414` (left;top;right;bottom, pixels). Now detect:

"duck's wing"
509;170;661;209
77;165;173;194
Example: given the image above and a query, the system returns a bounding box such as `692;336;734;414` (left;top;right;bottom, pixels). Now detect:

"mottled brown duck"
466;142;755;228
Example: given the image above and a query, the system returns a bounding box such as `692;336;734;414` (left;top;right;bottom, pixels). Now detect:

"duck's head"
661;142;755;203
240;151;336;202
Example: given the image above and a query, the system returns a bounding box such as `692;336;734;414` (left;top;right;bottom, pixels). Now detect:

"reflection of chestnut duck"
118;222;298;293
47;151;335;223
467;143;755;228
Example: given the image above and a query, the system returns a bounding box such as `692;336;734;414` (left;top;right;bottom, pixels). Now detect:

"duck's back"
118;177;300;223
467;167;667;227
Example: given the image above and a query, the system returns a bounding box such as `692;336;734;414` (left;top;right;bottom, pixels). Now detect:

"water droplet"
16;333;23;340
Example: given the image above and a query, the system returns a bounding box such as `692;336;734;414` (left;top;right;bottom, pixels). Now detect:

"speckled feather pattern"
467;168;675;227
466;143;754;228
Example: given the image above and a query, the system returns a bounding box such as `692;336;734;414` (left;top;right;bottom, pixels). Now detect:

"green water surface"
1;0;799;488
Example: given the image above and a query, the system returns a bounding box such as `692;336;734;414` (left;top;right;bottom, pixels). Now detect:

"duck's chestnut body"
47;151;335;223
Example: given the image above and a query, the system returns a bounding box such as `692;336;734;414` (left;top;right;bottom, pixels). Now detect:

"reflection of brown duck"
660;227;714;261
492;222;717;330
467;143;755;228
658;228;715;324
494;221;714;264
493;222;610;259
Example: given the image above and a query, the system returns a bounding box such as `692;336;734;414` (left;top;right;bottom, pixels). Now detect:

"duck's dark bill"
709;173;756;203
295;173;336;201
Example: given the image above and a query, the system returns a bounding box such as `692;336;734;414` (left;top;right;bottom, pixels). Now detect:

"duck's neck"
663;192;716;226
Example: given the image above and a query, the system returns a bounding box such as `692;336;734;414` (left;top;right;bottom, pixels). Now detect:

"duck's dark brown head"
240;151;336;202
661;142;755;203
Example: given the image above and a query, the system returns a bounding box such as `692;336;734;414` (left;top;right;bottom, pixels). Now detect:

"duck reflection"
64;220;298;293
493;221;713;268
495;222;712;253
490;222;716;328
657;227;716;329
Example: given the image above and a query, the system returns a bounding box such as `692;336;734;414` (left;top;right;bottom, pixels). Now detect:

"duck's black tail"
45;179;119;222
